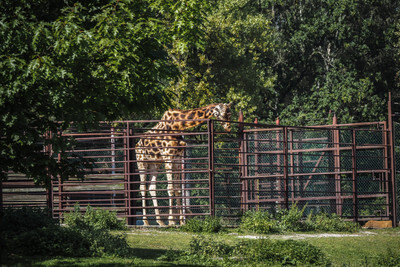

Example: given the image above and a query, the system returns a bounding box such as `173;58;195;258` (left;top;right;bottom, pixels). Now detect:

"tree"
166;0;277;121
262;0;399;125
0;0;207;186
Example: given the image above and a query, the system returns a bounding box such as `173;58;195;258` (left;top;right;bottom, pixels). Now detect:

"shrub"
187;235;232;258
376;248;400;266
6;226;92;257
304;212;360;232
2;206;132;259
180;235;330;266
276;204;306;232
64;204;126;230
240;210;279;234
180;216;223;233
233;238;330;265
240;205;360;234
1;207;57;233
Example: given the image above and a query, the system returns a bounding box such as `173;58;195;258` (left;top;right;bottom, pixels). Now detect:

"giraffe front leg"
140;183;150;226
173;163;184;225
149;171;166;226
164;160;177;226
137;161;150;226
175;188;184;225
167;182;176;226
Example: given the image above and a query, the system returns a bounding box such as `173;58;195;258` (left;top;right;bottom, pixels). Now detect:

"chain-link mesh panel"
240;123;391;223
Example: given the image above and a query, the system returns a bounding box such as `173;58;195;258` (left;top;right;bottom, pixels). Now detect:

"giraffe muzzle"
223;122;231;132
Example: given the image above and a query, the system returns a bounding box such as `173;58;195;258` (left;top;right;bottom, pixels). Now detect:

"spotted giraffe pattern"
135;103;232;226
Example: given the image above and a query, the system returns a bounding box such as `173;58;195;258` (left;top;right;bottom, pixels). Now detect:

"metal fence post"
57;152;63;220
238;111;247;211
283;127;289;209
333;115;342;216
207;120;215;217
0;179;2;211
45;131;53;215
351;129;358;223
124;122;134;225
388;92;398;227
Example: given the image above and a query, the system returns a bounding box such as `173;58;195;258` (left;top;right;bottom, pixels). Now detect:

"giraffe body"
135;103;232;226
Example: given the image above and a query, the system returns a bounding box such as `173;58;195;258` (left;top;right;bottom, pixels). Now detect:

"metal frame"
1;116;398;226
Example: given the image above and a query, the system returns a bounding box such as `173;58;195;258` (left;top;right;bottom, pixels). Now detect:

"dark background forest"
1;0;400;183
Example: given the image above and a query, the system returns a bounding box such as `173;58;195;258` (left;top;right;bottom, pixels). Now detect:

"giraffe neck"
154;104;219;131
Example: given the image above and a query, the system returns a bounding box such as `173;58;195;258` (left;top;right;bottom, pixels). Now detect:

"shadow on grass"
132;248;168;259
3;249;203;267
132;248;203;266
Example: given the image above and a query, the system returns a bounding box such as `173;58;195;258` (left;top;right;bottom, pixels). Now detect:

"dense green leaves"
1;0;400;184
168;0;277;120
267;0;399;124
0;0;207;185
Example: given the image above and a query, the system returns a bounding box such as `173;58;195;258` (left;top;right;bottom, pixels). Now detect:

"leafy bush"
178;235;330;266
233;238;330;265
1;207;57;233
304;212;360;232
2;206;132;260
240;205;360;233
64;204;126;230
276;204;306;232
376;249;400;266
187;235;232;258
6;226;91;257
180;216;223;233
240;210;279;234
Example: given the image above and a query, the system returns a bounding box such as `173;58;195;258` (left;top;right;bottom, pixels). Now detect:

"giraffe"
135;103;232;226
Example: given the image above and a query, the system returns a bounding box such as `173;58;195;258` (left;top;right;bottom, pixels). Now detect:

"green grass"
10;228;400;266
306;229;400;266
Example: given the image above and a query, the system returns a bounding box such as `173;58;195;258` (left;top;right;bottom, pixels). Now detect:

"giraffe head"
213;103;232;132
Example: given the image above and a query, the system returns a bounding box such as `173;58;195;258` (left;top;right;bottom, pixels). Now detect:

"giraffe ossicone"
135;103;232;226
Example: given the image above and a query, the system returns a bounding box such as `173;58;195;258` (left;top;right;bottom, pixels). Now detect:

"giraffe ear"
228;102;232;108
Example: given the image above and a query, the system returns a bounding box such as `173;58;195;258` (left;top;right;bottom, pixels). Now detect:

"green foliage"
240;205;360;233
187;235;232;258
166;0;399;124
2;206;132;259
233;238;330;266
304;212;361;232
276;203;307;232
180;235;330;266
180;216;223;233
1;207;57;233
376;249;400;267
0;0;208;185
168;0;277;121
64;204;126;230
240;210;279;234
269;0;399;125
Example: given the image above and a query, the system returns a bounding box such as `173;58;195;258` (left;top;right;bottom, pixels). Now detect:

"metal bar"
351;129;358;223
0;179;3;210
57;152;63;221
208;120;215;217
382;121;391;219
283;127;289;209
124;123;132;225
289;130;295;201
333;116;342;215
388;92;397;227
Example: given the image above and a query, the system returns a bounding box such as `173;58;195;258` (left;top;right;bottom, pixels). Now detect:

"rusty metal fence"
1;119;397;226
240;121;393;223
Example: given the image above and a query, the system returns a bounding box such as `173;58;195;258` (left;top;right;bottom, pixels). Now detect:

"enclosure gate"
1;119;397;226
